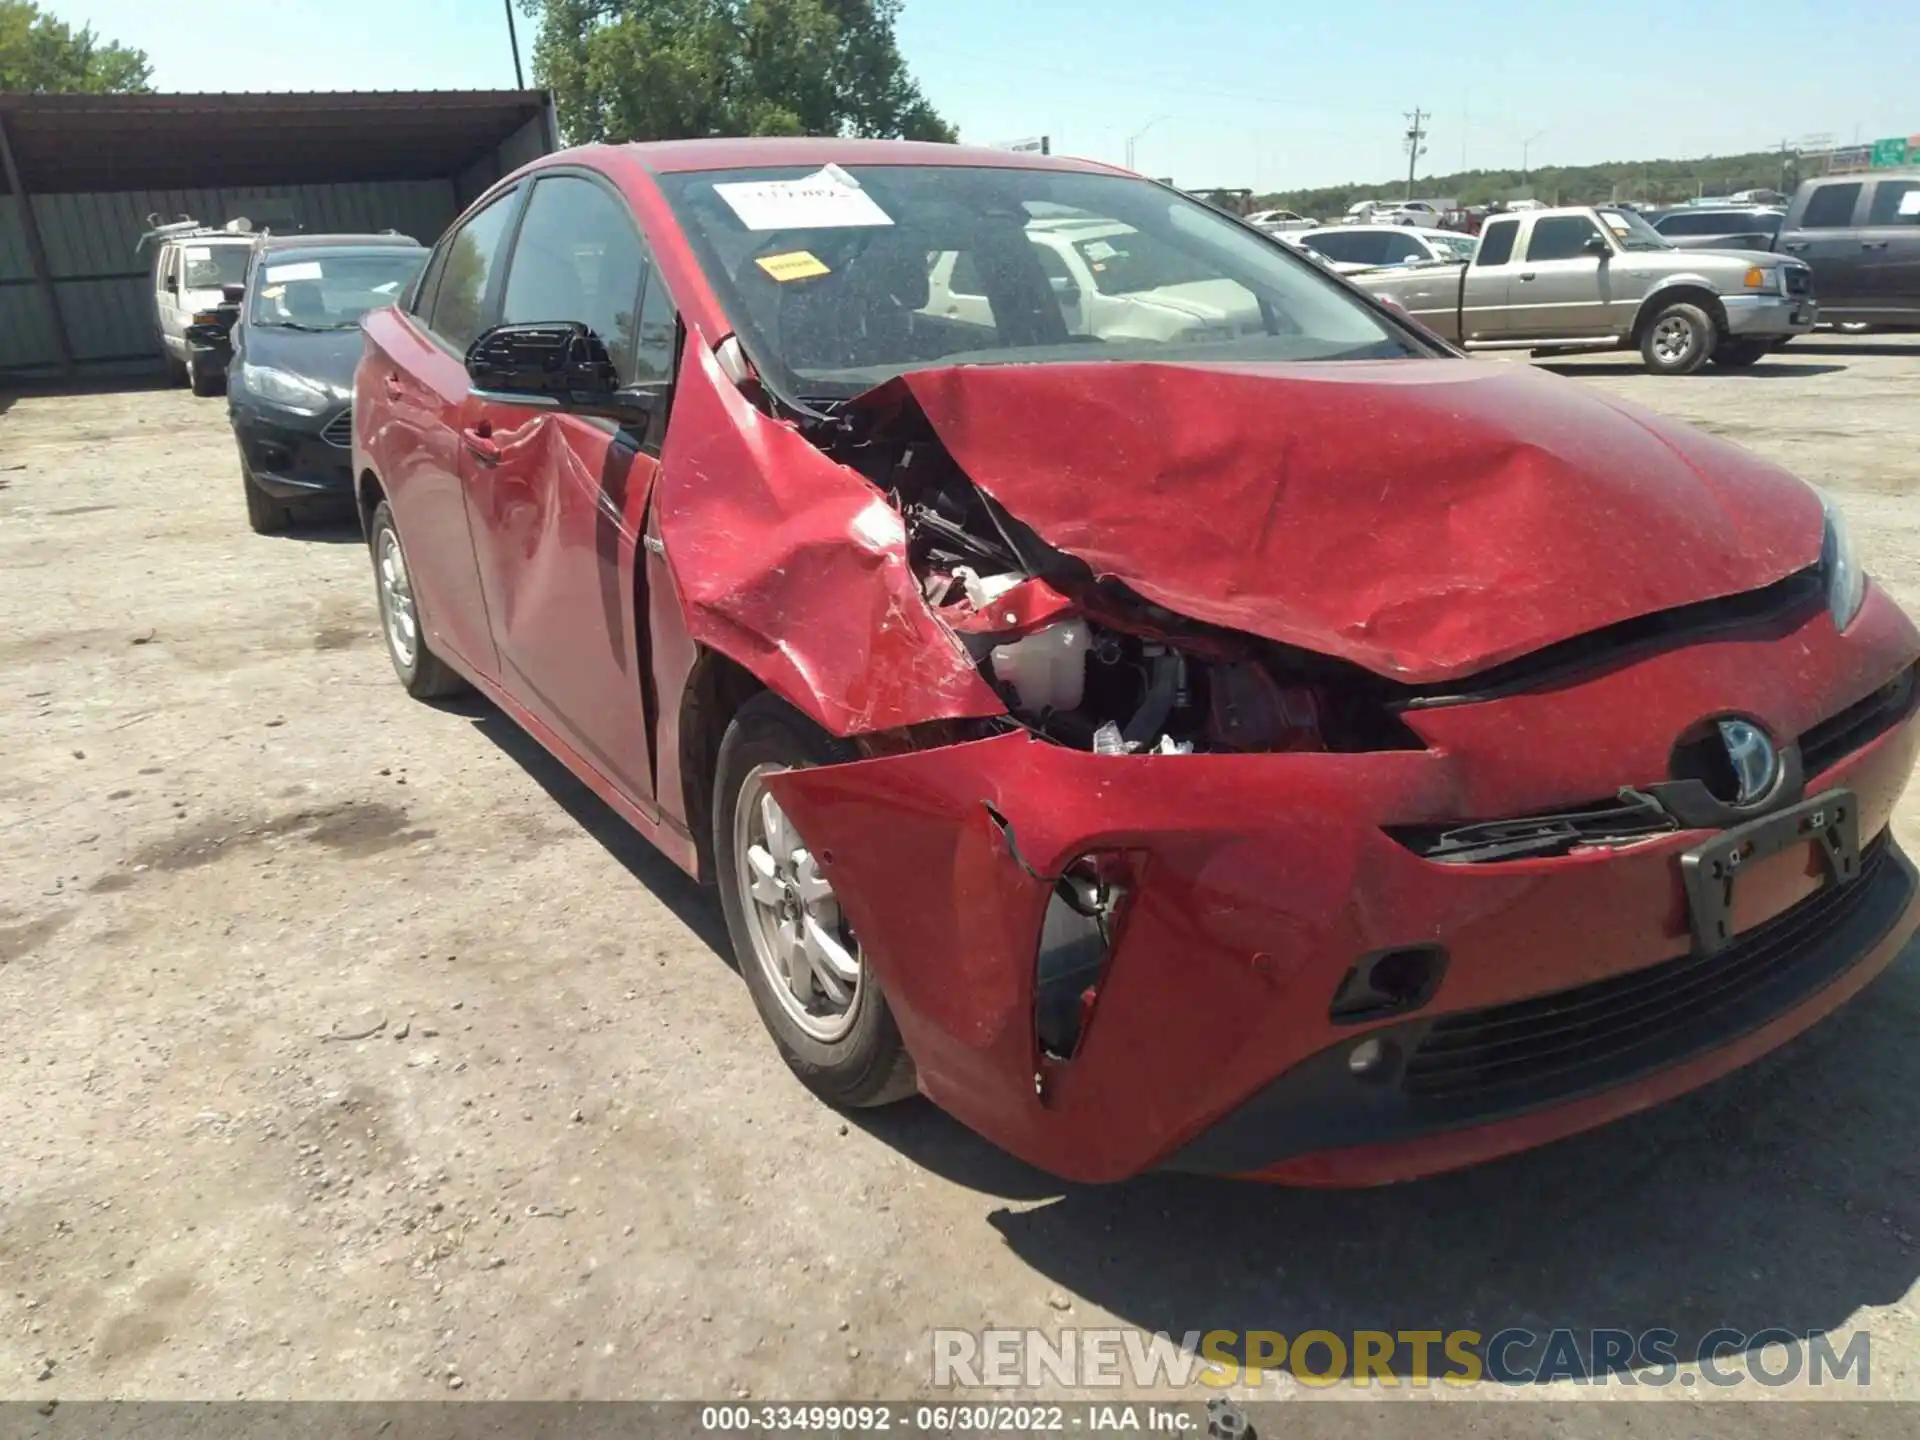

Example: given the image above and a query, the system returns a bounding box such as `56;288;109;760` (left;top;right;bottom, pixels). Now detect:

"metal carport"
0;89;557;381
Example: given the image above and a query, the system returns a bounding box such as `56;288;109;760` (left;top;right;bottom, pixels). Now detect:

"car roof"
257;232;422;250
622;136;1119;176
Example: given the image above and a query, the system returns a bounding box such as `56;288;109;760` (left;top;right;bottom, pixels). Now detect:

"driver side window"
499;174;650;385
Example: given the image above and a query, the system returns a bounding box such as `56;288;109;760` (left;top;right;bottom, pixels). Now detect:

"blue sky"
52;0;1920;192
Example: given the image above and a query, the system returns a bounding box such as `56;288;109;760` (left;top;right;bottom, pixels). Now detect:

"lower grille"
1404;830;1894;1110
320;408;353;449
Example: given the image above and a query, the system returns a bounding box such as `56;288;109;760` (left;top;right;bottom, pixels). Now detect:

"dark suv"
1648;206;1785;251
1777;170;1920;331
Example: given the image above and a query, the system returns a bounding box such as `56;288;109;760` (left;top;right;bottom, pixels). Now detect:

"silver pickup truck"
1351;204;1816;374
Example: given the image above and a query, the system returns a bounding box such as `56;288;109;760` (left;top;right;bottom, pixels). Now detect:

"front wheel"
1640;302;1715;375
1709;339;1770;368
241;452;293;534
367;500;469;698
714;692;916;1109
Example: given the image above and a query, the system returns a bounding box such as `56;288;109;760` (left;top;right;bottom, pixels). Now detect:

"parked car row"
147;220;427;531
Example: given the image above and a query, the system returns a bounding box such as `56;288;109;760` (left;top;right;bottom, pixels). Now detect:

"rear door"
371;188;524;681
462;170;677;808
155;244;183;352
1858;177;1920;324
1506;213;1613;338
1779;180;1867;309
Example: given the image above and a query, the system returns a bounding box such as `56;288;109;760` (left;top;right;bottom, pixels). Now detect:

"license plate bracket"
1679;789;1859;956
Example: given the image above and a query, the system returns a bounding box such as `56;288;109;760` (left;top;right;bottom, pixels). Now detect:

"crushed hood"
870;360;1825;683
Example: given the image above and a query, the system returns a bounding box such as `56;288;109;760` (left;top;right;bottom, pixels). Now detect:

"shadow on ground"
455;695;730;959
866;943;1920;1381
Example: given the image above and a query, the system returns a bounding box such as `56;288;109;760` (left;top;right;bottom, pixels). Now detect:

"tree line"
1259;149;1809;216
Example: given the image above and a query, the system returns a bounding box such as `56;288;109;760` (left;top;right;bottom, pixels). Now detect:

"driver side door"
461;170;678;811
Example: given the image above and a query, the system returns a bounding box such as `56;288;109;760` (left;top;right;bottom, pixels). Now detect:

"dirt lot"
4;336;1920;1409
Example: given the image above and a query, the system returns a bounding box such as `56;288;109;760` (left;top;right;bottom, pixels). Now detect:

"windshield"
181;243;251;291
655;164;1419;399
1430;232;1478;259
1596;207;1673;251
249;248;426;329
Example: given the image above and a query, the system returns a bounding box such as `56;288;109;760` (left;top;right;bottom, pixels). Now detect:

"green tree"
0;0;152;93
525;0;953;146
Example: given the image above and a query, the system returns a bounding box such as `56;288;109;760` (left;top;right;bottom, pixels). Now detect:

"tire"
714;692;917;1109
188;352;223;397
367;499;469;699
1709;339;1770;368
241;453;293;535
1639;301;1715;375
166;354;189;387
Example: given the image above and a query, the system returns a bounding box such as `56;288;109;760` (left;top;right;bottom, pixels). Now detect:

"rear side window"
500;174;648;385
1655;211;1719;236
427;192;519;354
1309;231;1387;266
1801;183;1862;229
1868;180;1920;227
159;246;179;290
1475;219;1518;266
1525;216;1605;261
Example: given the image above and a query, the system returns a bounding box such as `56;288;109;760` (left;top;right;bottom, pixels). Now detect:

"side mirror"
1583;233;1613;258
1048;275;1081;304
466;322;665;430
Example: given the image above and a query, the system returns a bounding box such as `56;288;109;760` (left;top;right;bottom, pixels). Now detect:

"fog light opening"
1329;945;1448;1024
1034;853;1132;1063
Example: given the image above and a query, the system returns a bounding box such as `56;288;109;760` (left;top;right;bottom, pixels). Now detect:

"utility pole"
504;0;525;89
1403;109;1428;200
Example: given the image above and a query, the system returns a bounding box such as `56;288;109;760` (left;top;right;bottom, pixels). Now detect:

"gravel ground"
3;336;1919;1411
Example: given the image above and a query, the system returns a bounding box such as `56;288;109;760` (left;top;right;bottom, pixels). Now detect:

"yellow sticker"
755;250;831;282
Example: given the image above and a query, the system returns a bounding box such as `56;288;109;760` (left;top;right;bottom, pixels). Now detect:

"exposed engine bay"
818;398;1421;758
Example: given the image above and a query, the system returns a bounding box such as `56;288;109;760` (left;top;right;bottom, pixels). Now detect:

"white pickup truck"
1351;204;1817;373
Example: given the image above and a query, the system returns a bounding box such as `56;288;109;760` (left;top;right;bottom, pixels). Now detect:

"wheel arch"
675;646;767;882
1630;282;1727;345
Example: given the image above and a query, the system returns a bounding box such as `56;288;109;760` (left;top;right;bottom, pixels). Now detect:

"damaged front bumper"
767;584;1920;1185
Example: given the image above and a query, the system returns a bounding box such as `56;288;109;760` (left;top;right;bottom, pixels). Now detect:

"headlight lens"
241;362;332;415
1742;266;1781;292
1821;494;1867;630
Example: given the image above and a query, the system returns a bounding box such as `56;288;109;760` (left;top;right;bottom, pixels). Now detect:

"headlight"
1821;494;1867;630
1742;266;1781;292
240;362;332;415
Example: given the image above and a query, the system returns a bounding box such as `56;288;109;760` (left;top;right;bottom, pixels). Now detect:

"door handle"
1518;272;1537;281
1783;241;1810;252
461;426;501;465
1862;240;1890;250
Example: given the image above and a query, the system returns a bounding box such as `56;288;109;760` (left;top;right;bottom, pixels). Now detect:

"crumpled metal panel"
653;337;1004;735
865;359;1826;683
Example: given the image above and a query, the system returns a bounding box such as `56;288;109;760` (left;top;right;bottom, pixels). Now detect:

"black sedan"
228;236;425;532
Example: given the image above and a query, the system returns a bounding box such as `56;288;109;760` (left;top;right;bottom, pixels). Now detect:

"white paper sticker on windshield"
184;246;212;260
266;261;324;283
1900;190;1920;216
713;165;893;231
1082;240;1119;261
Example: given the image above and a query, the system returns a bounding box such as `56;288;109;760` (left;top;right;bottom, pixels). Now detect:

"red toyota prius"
352;138;1920;1186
